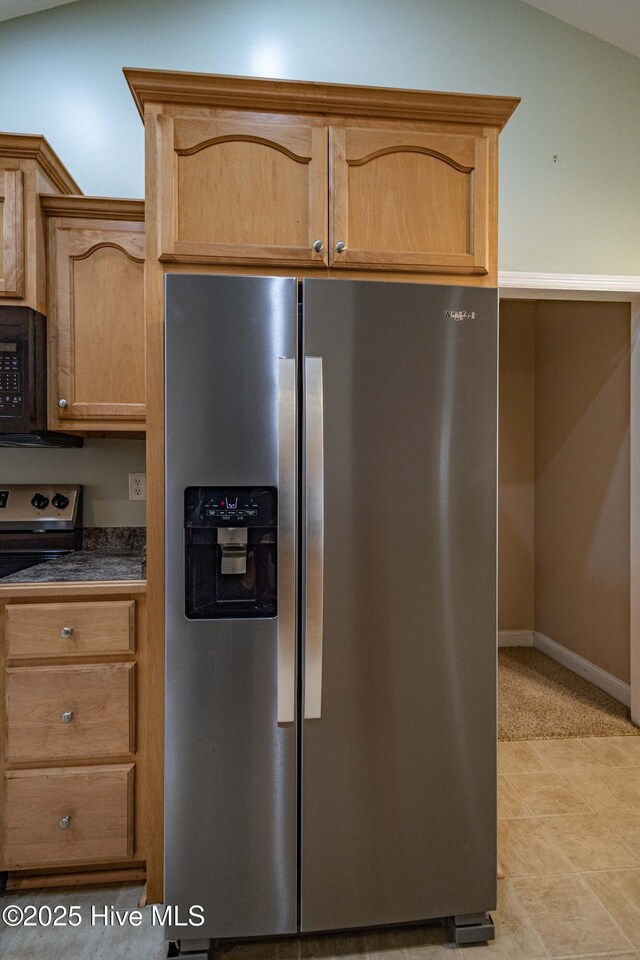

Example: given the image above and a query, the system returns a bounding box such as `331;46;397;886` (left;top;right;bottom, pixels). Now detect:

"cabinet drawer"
6;663;135;762
4;764;134;867
5;600;135;658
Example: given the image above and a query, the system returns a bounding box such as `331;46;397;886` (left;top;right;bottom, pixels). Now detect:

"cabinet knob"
61;710;74;724
60;626;73;639
335;241;347;253
58;816;71;831
58;399;68;409
312;240;325;253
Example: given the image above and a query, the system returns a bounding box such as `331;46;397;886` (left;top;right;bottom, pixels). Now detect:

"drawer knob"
60;626;74;639
58;398;69;409
61;710;74;724
313;239;325;253
58;816;71;831
335;241;347;253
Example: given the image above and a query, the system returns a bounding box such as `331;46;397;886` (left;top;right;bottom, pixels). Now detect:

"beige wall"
534;301;630;683
499;301;535;631
0;438;146;527
499;299;631;682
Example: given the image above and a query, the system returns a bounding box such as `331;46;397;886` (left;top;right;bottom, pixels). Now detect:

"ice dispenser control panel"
184;486;277;620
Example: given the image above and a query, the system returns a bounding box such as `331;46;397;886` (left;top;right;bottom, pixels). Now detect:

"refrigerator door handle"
277;357;296;724
304;356;324;719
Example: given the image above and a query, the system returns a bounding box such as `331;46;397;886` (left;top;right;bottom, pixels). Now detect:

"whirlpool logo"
444;310;476;321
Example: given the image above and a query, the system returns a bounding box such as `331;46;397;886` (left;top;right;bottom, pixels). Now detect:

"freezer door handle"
305;356;324;719
278;357;296;724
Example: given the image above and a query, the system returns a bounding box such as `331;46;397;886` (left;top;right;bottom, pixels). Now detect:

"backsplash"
82;527;146;552
0;438;146;527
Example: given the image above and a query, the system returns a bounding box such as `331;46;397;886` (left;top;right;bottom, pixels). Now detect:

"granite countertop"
0;528;146;585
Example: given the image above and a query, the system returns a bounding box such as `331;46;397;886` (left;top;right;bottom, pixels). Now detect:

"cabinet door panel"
6;662;135;762
0;168;24;298
4;764;134;867
158;115;328;266
6;600;135;659
51;224;145;425
330;126;491;275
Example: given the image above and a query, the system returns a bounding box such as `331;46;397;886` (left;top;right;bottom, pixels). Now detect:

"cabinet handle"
61;710;74;724
335;241;346;253
60;626;73;639
58;399;68;409
58;816;71;830
312;240;325;253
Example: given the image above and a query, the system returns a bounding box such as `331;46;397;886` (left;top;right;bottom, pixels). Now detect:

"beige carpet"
498;647;640;741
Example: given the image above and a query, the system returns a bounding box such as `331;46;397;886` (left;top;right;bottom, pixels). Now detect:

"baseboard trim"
533;631;631;708
498;630;534;647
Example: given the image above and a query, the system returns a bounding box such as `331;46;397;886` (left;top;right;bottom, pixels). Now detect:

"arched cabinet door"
0;167;24;298
157;115;329;266
49;222;145;428
329;126;494;276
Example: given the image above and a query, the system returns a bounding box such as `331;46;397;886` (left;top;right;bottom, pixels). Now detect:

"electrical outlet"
129;473;146;501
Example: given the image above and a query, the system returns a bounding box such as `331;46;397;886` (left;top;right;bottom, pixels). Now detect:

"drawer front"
5;600;135;658
4;764;134;867
6;663;135;762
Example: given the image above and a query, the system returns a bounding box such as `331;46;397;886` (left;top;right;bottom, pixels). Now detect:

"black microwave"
0;307;81;447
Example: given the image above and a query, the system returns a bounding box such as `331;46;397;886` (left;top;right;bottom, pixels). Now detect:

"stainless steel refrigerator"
164;275;498;954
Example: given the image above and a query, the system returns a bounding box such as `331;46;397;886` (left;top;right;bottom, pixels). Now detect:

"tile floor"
1;735;639;959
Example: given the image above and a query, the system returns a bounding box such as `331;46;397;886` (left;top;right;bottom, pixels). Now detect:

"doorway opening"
497;297;638;741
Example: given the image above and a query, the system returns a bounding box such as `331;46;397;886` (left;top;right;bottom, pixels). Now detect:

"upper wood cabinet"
43;196;145;432
126;69;518;284
0;136;80;312
330;125;492;275
157;115;327;266
0;168;24;297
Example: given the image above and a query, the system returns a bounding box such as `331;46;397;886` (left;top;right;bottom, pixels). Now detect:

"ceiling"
520;0;640;58
0;0;639;59
0;0;80;22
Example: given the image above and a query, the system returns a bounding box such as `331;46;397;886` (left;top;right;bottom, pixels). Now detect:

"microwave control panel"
0;341;24;419
0;308;46;432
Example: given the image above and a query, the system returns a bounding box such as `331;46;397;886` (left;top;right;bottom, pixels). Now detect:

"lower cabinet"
5;765;135;867
6;662;135;762
0;587;147;887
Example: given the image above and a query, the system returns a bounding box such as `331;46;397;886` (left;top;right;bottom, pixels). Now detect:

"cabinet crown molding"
123;67;520;129
41;195;144;221
0;133;82;195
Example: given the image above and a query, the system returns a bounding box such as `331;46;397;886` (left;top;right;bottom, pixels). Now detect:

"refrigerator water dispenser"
184;486;277;620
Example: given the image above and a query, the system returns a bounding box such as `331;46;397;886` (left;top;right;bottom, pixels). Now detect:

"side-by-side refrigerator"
164;275;498;952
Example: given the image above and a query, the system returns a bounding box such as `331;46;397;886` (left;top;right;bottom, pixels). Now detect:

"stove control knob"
52;493;69;510
31;493;49;510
